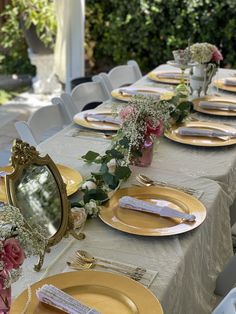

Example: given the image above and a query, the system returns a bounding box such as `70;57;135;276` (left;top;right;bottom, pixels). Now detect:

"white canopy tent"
54;0;85;93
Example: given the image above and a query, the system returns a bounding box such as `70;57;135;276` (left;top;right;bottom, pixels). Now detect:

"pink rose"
0;270;9;290
2;238;25;271
119;105;136;121
146;120;163;137
211;48;223;62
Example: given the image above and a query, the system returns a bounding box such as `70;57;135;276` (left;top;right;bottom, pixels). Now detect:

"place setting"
111;86;174;102
147;70;189;85
192;95;236;116
73;109;121;131
11;269;163;314
213;76;236;93
165;120;236;147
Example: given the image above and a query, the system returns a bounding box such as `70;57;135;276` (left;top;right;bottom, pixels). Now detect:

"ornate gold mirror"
5;139;85;271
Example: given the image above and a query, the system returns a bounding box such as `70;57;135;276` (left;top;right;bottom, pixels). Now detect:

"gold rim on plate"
165;120;236;147
193;96;236;116
111;87;174;102
147;71;187;85
73;110;120;131
99;186;206;236
0;164;82;201
213;79;236;93
10;270;163;314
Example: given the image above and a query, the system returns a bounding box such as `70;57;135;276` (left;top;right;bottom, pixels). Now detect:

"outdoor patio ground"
0;89;54;166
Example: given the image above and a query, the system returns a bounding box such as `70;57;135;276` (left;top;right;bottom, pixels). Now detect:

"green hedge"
86;0;236;73
1;0;236;75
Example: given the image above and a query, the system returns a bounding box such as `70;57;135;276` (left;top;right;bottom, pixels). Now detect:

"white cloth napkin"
224;78;236;86
177;127;236;138
84;113;121;125
156;73;188;79
119;87;162;98
119;196;196;221
199;101;236;111
36;284;101;314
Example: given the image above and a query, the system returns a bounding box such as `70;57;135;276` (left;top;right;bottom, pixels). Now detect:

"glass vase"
133;136;154;167
0;274;11;314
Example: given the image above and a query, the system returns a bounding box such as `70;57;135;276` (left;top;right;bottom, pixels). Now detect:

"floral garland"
74;93;192;217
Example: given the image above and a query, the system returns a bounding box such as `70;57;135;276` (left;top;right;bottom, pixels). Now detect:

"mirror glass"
15;164;62;238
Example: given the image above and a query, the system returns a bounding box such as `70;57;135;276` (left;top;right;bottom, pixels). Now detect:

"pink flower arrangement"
145;119;164;137
0;238;25;292
1;238;25;272
211;47;223;62
118;96;171;161
119;105;137;121
190;42;223;64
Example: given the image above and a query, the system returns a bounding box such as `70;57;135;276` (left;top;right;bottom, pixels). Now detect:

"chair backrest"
93;60;142;94
71;81;110;115
15;102;71;146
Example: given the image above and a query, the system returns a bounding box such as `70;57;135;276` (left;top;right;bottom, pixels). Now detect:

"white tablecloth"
12;65;236;314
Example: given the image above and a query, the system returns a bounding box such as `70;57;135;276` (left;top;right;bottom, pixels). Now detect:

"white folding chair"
15;101;71;146
93;60;142;94
70;81;110;115
212;287;236;314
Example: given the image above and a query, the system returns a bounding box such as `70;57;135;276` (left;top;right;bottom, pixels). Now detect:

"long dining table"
13;65;236;314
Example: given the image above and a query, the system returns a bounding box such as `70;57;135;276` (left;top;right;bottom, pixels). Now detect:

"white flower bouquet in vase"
188;42;223;96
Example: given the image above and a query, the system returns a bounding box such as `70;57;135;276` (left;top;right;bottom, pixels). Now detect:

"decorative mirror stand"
5;139;85;271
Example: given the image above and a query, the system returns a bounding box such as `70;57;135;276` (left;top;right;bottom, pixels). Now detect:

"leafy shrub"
86;0;236;73
0;0;56;75
1;0;236;75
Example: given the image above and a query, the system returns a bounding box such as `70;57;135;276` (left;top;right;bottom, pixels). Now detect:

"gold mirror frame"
5;139;85;271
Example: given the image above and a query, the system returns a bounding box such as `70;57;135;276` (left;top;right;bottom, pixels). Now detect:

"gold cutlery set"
136;173;197;196
67;250;146;282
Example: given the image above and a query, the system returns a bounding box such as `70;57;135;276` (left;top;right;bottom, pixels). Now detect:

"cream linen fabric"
12;66;236;314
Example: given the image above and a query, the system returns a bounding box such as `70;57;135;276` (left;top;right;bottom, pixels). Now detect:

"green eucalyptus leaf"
105;148;124;159
115;166;131;180
100;163;109;174
81;151;100;163
83;188;108;203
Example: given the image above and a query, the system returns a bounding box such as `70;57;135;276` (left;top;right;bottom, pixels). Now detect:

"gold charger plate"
111;87;174;102
165;120;236;147
213;79;236;93
148;71;188;85
10;270;163;314
193;96;236;116
73;110;120;131
99;186;206;236
0;164;82;201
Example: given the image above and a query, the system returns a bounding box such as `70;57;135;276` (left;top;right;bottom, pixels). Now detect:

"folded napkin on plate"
177;127;236;138
84;113;121;125
119;88;161;98
224;78;236;86
199;101;236;111
36;284;101;314
119;196;196;222
156;73;188;79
